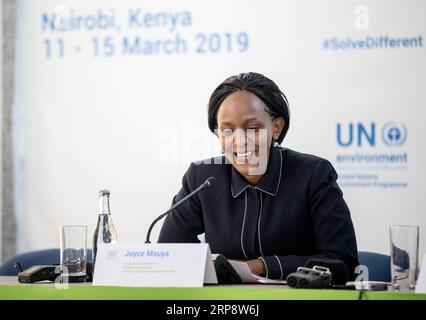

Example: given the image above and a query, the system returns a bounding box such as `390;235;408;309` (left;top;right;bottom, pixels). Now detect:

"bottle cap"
99;189;110;196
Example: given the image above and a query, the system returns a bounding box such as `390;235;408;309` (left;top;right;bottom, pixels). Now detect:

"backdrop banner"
13;0;426;264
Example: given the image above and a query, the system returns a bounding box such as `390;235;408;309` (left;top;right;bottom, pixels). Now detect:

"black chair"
358;251;391;282
0;248;93;278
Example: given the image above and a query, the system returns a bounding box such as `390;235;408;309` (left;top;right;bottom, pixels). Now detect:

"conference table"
0;276;425;300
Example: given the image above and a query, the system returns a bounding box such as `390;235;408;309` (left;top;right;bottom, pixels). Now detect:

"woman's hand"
246;258;266;276
229;257;266;276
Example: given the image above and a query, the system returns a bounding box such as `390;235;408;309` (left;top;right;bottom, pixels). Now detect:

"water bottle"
92;190;118;271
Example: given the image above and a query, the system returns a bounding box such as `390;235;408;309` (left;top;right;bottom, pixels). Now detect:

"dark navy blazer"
158;147;359;280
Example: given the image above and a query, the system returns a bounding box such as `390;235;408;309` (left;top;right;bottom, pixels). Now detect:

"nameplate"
92;243;218;287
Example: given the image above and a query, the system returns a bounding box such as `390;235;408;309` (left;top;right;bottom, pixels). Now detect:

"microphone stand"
145;177;215;243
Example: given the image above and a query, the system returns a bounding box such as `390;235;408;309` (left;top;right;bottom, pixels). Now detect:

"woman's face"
216;90;284;183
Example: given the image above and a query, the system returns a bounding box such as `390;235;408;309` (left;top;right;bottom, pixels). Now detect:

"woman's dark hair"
207;72;290;143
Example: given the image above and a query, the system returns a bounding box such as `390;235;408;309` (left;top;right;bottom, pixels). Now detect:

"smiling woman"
213;89;286;185
158;72;359;281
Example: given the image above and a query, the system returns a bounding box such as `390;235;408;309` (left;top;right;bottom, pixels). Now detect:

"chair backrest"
0;248;93;277
2;248;391;282
358;251;391;282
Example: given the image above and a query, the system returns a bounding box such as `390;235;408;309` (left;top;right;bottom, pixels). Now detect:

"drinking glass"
60;225;88;282
389;225;419;291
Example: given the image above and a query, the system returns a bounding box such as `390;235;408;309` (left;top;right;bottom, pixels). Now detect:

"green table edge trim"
0;285;425;300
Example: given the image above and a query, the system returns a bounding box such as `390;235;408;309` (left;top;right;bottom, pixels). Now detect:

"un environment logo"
381;122;407;146
336;122;407;147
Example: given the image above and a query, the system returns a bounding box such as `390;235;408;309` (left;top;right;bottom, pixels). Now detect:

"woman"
158;72;358;280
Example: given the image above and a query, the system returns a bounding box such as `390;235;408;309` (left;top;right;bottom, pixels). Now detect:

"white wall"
13;0;426;262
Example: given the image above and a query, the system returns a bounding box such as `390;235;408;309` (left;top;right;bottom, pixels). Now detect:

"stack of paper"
228;260;286;284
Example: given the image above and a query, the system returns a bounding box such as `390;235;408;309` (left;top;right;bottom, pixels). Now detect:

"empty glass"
60;225;88;283
389;225;419;291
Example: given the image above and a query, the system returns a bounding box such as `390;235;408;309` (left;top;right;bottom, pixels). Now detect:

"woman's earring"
272;137;280;147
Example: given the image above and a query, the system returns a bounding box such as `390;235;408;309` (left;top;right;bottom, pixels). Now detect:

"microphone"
145;176;216;243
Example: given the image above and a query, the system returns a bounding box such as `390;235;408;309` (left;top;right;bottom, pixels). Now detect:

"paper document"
415;254;426;294
228;259;286;284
